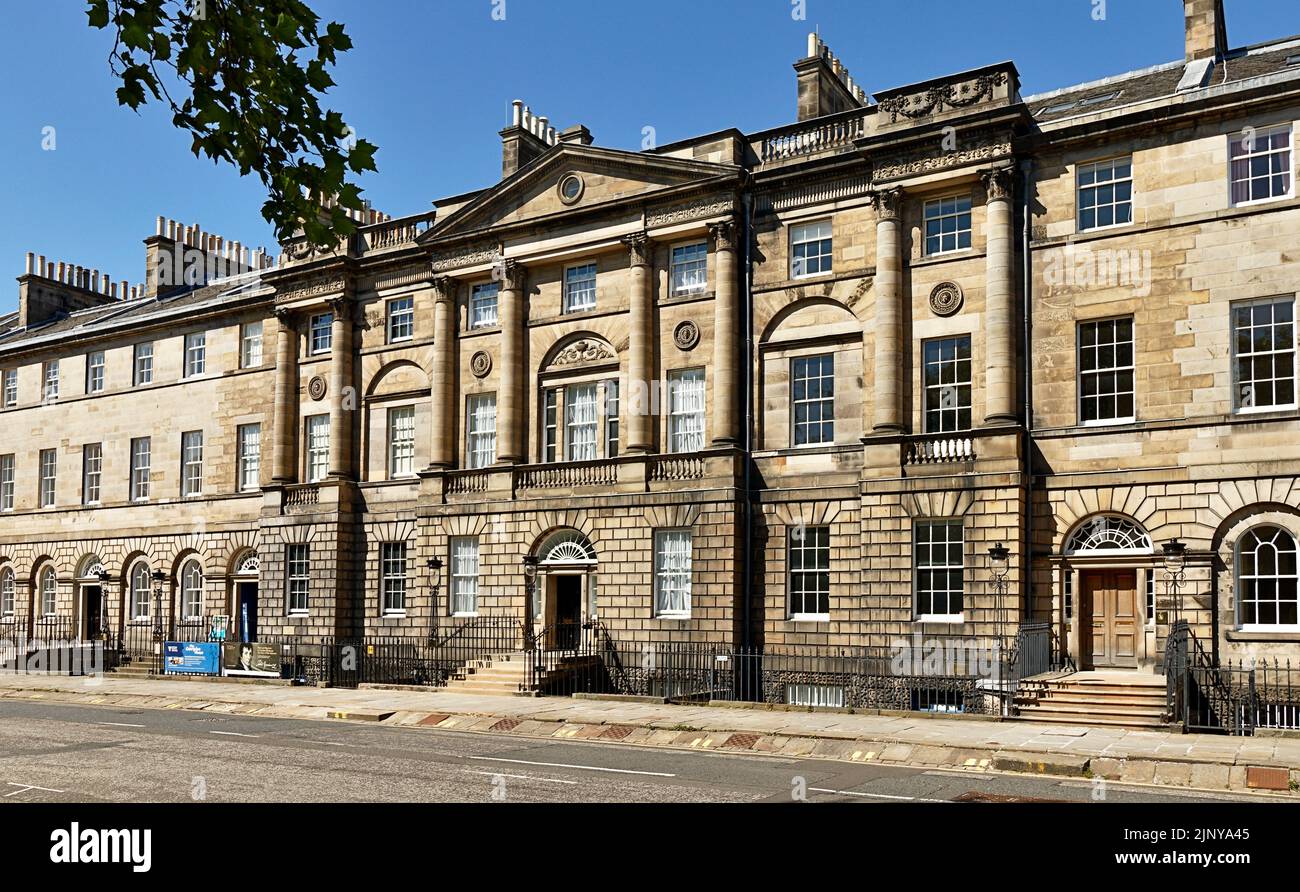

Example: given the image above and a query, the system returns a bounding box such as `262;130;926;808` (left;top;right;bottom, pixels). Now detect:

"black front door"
238;582;259;642
554;576;581;650
83;586;102;640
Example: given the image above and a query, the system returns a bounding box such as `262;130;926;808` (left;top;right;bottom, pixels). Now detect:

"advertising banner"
162;641;221;676
223;641;281;678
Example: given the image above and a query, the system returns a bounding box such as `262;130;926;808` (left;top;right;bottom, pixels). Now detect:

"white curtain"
670;370;705;453
468;396;497;468
566;384;598;461
655;531;692;616
451;537;479;615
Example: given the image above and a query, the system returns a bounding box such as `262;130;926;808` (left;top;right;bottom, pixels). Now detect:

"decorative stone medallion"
928;282;964;317
673;320;701;351
471;350;493;378
308;375;328;401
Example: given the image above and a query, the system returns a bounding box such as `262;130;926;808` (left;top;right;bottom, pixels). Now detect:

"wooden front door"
1082;570;1138;669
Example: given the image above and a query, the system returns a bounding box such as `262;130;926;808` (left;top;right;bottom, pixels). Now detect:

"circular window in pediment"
558;172;585;205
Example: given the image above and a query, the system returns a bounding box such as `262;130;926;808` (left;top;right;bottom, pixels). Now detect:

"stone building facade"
1;1;1298;693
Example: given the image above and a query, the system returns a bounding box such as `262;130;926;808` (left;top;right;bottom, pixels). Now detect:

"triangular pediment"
425;144;739;240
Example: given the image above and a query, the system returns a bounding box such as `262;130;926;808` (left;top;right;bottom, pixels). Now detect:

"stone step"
1039;690;1166;705
1017;711;1169;729
1022;700;1166;718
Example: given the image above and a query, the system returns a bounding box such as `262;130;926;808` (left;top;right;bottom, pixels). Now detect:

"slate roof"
1027;37;1300;123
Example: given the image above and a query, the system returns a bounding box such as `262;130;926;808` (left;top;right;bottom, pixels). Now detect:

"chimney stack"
16;250;120;328
500;98;560;179
794;33;865;122
1184;0;1228;62
143;216;276;297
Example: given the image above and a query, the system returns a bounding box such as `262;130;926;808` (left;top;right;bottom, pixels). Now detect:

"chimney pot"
24;253;33;275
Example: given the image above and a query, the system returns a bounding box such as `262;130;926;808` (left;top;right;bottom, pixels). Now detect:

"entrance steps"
1014;671;1169;729
444;653;532;696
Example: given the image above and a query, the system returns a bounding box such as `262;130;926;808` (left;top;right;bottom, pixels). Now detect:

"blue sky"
1;0;1296;314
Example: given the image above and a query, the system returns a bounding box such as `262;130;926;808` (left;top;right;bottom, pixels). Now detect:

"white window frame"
1229;123;1294;208
1078;316;1135;426
470;282;499;329
86;351;105;394
563;262;598;314
387;405;416;478
183;332;207;378
1232;296;1296;414
40;566;58;617
286;543;310;614
237;423;261;492
2;369;15;407
240;321;264;369
654;529;693;618
381;542;408;615
787;525;830;621
790;220;832;279
42;361;59;402
466;394;497;469
0;568;14;616
791;354;835;446
133;343;154;386
1236;525;1300;631
82;443;102;505
922;336;973;434
130;437;151;501
38;448;56;507
450;536;479;616
670;242;708;295
786;683;845;708
309;314;333;355
129;562;151;620
604;379;619;459
180;560;204;621
923;195;973;256
305;415;330;483
387;296;415;343
914;520;965;623
181;430;204;497
667;368;706;454
564;382;599;462
0;454;13;512
1077;156;1134;232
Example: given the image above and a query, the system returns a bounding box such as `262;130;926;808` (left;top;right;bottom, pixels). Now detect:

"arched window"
180;560;204;620
538;529;597;565
39;567;58;616
0;567;14;616
1237;526;1299;629
1065;515;1151;554
130;562;152;620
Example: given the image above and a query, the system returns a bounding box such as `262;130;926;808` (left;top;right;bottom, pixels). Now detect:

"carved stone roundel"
471;350;493;378
674;320;701;351
929;282;964;317
308;375;328;401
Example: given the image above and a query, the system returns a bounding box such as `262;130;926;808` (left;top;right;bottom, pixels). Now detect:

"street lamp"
94;569;111;641
150;569;166;644
1163;539;1187;624
522;555;540;648
426;557;443;601
988;543;1011;644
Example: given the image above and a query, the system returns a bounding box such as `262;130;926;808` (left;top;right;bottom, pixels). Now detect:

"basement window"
911;686;965;714
786;683;845;709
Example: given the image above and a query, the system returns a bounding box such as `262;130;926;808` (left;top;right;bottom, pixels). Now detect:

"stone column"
624;233;655;453
983;167;1017;426
871;188;904;432
497;261;526;464
709;219;740;446
271;308;299;483
326;297;355;479
429;277;458;469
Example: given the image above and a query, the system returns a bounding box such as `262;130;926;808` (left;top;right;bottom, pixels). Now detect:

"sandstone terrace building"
1;1;1298;716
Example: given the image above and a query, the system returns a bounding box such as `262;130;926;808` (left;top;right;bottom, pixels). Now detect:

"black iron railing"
1166;620;1300;735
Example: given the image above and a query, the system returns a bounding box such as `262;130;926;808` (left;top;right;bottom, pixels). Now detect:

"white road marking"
95;721;146;728
209;730;260;738
468;755;676;778
810;786;946;803
469;770;579;786
5;782;66;797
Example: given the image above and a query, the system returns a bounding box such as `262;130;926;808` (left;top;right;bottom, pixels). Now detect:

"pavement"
0;672;1296;798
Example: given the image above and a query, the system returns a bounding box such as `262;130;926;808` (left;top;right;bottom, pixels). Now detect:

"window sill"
382;611;407;619
654;613;692;621
1076;220;1134;236
915;615;965;625
788;614;829;623
1226;628;1300;642
1081;417;1136;428
1234;404;1297;416
1230;194;1295;210
451;612;479;619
